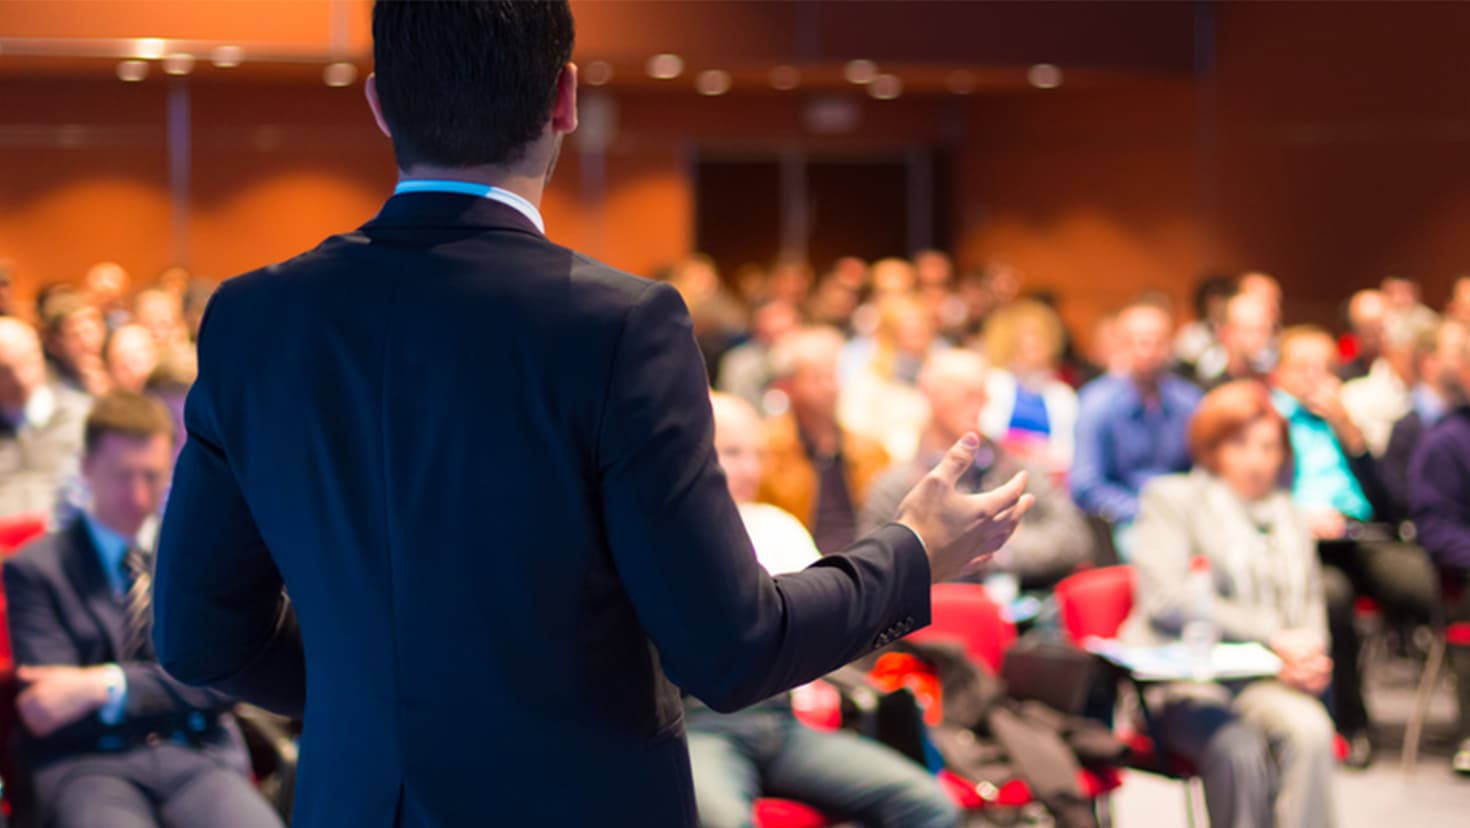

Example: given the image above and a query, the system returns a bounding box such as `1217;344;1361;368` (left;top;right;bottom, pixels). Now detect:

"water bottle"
1182;556;1218;681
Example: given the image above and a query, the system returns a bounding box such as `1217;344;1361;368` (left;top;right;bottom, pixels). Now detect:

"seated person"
4;392;282;828
1381;318;1464;523
1123;381;1337;828
1071;299;1202;552
686;393;958;828
1270;325;1435;764
1408;331;1470;775
861;350;1092;590
0;317;91;519
760;326;890;555
1196;290;1277;390
977;300;1078;476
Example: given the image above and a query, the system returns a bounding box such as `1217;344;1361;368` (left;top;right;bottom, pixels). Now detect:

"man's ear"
364;73;393;139
551;63;579;135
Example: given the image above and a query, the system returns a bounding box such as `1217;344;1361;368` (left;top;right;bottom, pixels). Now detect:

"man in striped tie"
3;392;280;827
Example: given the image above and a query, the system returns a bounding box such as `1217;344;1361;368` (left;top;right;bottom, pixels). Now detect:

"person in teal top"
1272;390;1373;522
1270;325;1435;768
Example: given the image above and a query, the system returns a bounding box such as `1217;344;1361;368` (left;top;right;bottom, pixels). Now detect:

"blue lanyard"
392;178;544;232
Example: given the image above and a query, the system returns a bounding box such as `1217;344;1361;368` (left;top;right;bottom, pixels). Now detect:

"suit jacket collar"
362;192;544;238
58;519;128;660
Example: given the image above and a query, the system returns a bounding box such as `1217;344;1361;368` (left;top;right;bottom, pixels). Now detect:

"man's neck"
87;512;142;545
398;164;545;210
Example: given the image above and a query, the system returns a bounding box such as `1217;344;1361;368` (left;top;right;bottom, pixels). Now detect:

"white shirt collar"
393;178;545;234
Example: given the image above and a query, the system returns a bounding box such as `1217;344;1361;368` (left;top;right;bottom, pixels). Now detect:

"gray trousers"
1158;680;1337;828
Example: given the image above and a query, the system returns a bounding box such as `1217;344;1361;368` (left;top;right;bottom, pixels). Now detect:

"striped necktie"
121;545;154;660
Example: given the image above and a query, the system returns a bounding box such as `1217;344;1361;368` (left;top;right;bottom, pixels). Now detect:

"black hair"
371;0;575;170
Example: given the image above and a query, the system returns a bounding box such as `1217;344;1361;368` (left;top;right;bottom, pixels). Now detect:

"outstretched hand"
895;433;1035;583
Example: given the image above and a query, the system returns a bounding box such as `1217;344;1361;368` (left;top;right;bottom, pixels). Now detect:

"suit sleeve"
152;290;306;717
597;283;931;713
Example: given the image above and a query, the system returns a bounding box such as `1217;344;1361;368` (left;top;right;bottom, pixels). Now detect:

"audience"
38;287;111;398
1270;325;1436;765
1071;299;1203;552
3;392;281;827
134;287;188;352
1381;319;1467;521
838;295;936;463
1197;290;1277;390
1342;308;1437;457
716;298;801;414
0;317;90;519
1407;333;1470;775
105;324;160;395
860;350;1092;589
84;261;132;331
1124;381;1337;828
977;299;1078;474
760;326;889;555
1174;274;1236;378
6;242;1470;815
1339;289;1388;383
685;393;960;828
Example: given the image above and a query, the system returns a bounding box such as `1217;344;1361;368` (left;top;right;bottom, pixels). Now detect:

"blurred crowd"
4;249;1470;827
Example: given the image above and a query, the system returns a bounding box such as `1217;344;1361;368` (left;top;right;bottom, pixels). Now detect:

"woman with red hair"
1121;380;1337;828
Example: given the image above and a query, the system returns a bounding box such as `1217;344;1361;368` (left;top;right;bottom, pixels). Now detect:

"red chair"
1402;575;1470;772
1054;566;1208;824
0;515;40;820
915;583;1124;820
907;582;1016;673
0;513;46;557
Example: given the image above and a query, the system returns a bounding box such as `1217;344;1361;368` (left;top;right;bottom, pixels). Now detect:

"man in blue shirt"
1071;299;1202;553
3;392;279;827
1270;325;1435;767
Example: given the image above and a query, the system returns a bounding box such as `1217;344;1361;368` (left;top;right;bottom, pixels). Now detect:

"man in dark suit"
150;3;1032;826
4;392;280;827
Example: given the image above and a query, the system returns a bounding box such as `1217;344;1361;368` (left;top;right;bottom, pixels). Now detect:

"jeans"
685;705;959;828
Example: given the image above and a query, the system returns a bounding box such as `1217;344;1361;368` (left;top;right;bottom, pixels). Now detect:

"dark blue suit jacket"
152;192;932;827
2;522;243;773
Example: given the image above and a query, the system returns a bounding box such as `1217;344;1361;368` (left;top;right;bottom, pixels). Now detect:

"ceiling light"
769;65;801;91
116;60;149;82
868;73;902;100
696;69;731;96
646;53;684;80
584;60;614;86
162;53;195;76
844;59;878;85
323;62;358;87
211;45;244;68
946;70;977;95
133;38;166;60
1028;63;1062;89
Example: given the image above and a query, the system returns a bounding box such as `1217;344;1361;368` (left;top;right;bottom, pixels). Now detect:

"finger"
966;471;1029;515
987;492;1036;528
928;433;981;487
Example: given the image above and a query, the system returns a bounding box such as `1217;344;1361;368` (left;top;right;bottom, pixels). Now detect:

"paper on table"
1083;638;1283;681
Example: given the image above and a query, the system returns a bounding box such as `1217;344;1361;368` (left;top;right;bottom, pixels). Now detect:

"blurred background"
6;0;1470;339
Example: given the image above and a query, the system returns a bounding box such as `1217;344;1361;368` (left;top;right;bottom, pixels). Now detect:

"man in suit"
150;3;1032;827
4;392;280;827
0;317;90;519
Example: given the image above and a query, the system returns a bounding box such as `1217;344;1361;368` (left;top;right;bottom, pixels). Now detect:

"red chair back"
907;583;1015;673
0;513;46;557
1054;566;1135;645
